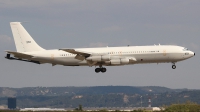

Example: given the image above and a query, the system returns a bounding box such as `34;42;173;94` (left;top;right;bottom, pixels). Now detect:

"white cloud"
89;42;108;47
0;0;74;8
101;26;123;32
120;39;132;46
0;35;14;51
189;43;199;50
184;43;199;51
144;23;200;32
168;42;199;50
0;35;13;43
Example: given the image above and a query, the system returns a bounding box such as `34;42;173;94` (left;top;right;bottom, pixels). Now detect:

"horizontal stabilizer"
5;51;33;59
5;51;40;64
5;57;40;64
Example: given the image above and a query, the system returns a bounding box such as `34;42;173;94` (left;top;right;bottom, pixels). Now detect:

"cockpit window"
183;48;189;51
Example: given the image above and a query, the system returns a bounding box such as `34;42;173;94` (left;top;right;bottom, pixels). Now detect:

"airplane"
5;22;195;73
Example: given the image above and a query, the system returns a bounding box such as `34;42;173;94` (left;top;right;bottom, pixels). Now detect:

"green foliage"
131;109;146;112
74;104;83;111
165;101;200;112
79;104;83;111
99;109;108;112
0;87;200;108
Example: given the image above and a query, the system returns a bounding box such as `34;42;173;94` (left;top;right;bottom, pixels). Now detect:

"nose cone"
187;51;195;59
190;51;195;58
182;51;195;60
191;51;195;56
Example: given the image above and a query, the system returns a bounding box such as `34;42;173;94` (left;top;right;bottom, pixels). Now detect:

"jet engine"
105;58;129;65
86;55;110;62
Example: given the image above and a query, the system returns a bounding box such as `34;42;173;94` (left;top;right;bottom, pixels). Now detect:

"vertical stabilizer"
10;22;45;52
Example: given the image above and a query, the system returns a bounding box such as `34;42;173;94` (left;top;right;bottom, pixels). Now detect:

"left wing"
59;49;92;61
59;49;91;56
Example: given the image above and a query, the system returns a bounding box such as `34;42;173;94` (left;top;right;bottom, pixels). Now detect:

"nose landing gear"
172;65;176;69
172;63;176;69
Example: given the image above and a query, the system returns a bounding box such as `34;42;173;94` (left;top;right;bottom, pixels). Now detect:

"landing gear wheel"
172;65;176;69
95;68;101;73
101;68;107;73
95;67;107;73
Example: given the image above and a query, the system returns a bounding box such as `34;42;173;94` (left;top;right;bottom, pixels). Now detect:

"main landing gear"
172;63;176;69
95;66;107;73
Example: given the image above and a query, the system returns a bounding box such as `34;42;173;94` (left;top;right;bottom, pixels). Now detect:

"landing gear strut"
172;63;176;69
95;66;107;73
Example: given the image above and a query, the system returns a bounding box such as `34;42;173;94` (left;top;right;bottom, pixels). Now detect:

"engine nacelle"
86;55;110;62
105;58;129;65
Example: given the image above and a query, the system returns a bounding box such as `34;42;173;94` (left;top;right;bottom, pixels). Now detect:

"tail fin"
10;22;45;52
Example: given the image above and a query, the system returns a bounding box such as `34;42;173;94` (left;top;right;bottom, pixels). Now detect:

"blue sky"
0;0;199;89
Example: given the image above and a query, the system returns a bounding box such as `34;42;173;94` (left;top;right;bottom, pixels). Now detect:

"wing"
59;49;92;61
5;50;33;59
59;49;91;56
